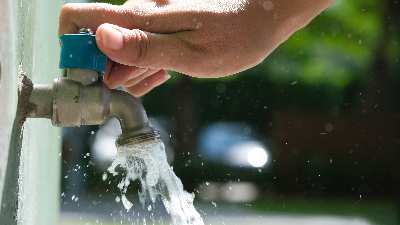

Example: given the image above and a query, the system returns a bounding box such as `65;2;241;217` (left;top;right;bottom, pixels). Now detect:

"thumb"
96;23;193;73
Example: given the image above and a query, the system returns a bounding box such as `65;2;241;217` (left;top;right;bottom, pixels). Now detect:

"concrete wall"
0;0;63;224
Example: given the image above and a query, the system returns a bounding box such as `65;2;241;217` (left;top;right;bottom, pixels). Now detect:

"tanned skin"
59;0;338;96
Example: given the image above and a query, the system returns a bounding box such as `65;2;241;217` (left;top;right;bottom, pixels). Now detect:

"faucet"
18;28;160;146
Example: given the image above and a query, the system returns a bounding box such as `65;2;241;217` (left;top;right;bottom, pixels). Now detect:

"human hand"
59;0;337;96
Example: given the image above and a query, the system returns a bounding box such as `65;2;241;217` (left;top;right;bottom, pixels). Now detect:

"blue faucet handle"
59;33;107;75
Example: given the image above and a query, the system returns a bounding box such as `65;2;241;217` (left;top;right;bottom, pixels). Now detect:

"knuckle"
59;4;78;35
60;4;75;18
129;30;150;66
60;4;71;12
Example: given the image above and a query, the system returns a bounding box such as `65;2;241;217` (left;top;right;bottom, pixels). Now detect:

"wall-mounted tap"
18;28;160;146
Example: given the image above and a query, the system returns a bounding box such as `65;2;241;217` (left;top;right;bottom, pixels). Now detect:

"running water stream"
108;140;204;225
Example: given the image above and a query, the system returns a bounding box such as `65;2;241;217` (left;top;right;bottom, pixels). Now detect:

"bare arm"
59;0;337;95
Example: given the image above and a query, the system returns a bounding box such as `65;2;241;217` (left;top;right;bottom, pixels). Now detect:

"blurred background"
60;0;400;224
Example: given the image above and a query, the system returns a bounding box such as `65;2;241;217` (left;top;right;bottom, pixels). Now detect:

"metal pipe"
28;84;53;119
22;72;160;145
67;68;99;85
109;90;161;146
110;90;149;133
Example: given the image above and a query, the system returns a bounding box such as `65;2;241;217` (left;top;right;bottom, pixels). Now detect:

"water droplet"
121;195;133;211
147;205;152;211
243;127;251;135
102;173;108;181
216;83;226;93
330;24;340;34
263;1;273;11
211;201;217;207
72;195;75;200
325;123;334;132
115;196;121;203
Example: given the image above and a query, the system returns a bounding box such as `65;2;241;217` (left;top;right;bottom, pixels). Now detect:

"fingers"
104;62;148;89
59;3;142;36
59;2;192;37
121;69;158;87
103;62;170;96
123;70;171;97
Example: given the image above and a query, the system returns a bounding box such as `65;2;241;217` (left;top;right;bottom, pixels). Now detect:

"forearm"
238;0;338;64
258;0;338;45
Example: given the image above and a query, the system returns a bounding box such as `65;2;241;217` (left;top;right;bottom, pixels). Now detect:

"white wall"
0;0;63;224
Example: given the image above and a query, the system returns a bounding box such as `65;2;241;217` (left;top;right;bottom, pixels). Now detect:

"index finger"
58;3;147;36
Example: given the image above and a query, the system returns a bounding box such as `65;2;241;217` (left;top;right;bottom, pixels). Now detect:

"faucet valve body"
51;76;111;127
22;29;160;145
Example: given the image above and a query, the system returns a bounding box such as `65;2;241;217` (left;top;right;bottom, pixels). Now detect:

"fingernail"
164;74;171;80
102;24;123;51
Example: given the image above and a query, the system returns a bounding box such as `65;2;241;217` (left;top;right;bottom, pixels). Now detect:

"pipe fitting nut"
52;78;111;127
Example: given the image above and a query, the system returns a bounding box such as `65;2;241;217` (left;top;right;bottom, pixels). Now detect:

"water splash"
108;140;204;225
